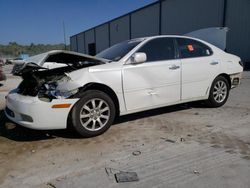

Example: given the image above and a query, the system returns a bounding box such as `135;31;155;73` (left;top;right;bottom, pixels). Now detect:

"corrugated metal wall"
131;3;160;38
70;0;250;64
84;29;95;54
70;36;77;52
225;0;250;64
96;24;109;53
161;0;224;35
110;15;130;45
76;33;85;53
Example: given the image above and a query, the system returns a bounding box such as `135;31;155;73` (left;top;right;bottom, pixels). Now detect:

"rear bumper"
5;91;79;130
230;72;242;88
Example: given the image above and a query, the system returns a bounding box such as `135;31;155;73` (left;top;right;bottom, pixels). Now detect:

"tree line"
0;42;70;58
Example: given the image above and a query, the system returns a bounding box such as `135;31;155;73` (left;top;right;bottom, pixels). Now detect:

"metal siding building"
131;3;160;38
70;0;250;66
160;0;225;35
109;15;130;46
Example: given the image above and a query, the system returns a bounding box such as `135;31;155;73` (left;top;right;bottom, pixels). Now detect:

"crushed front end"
5;65;82;129
5;50;108;130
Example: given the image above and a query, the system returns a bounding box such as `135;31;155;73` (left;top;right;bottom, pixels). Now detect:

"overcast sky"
0;0;156;45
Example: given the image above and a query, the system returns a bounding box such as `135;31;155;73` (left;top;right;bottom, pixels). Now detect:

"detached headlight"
39;82;78;99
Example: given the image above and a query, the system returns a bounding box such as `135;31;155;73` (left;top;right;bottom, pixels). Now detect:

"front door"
123;37;181;111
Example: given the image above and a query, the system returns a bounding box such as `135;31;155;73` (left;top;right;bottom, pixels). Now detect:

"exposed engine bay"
16;51;107;101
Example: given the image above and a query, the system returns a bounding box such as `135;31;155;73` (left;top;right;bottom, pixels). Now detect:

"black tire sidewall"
208;76;230;107
71;90;116;137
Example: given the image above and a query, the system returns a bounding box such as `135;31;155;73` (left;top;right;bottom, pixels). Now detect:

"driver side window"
137;38;176;62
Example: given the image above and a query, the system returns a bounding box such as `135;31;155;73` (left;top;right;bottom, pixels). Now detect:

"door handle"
169;65;180;70
210;61;219;65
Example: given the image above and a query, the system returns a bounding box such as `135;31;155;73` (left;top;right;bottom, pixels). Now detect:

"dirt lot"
0;65;249;188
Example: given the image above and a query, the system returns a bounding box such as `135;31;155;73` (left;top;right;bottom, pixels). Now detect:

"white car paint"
6;90;78;130
123;58;181;111
5;35;243;130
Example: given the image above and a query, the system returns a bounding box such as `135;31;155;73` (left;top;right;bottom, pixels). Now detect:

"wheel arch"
205;73;231;107
216;73;231;88
207;73;231;96
77;82;120;117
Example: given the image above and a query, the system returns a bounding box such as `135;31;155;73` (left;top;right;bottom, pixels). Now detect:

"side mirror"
131;52;147;64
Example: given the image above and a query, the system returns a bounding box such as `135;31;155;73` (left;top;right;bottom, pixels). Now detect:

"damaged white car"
5;28;243;137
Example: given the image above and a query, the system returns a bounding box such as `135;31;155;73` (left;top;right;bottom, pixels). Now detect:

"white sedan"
5;34;243;137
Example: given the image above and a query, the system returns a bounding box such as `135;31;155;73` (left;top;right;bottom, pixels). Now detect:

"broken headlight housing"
39;82;78;100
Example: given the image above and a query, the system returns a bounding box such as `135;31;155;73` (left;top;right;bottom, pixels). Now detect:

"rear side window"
137;38;175;62
176;38;212;59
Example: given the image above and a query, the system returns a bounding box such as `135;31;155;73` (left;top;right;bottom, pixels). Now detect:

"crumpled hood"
23;50;109;66
14;50;109;75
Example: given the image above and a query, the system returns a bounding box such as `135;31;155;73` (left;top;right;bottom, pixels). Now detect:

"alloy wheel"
79;98;110;131
213;80;227;103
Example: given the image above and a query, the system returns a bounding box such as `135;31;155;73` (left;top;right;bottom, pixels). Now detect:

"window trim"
175;37;213;60
134;37;178;63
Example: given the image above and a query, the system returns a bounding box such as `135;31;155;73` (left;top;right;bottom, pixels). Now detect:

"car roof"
130;35;214;49
133;35;201;41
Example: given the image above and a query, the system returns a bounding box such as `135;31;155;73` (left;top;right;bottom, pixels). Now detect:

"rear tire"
206;76;230;107
70;90;116;137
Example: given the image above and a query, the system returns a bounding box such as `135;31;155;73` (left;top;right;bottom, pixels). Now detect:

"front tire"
206;76;230;107
70;90;116;137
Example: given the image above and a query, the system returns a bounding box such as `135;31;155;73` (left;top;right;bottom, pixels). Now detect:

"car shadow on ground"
0;102;205;142
0;109;80;142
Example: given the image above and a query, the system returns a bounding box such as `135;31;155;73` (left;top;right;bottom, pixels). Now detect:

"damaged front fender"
49;75;82;99
17;66;85;101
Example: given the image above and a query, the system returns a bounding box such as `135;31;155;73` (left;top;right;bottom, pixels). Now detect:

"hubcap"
213;80;227;103
79;98;110;131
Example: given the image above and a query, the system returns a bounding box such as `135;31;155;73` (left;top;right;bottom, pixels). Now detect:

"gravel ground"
0;65;249;188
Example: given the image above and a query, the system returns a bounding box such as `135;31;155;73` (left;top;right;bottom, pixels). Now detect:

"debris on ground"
56;176;66;182
9;175;15;179
31;149;36;153
115;172;139;183
132;151;141;156
161;138;176;143
187;134;192;137
105;167;139;183
242;155;250;160
193;170;200;175
105;167;120;177
180;138;185;142
47;182;56;188
225;150;237;154
206;125;214;128
194;112;199;115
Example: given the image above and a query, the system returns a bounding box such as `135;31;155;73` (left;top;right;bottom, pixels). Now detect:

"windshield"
96;39;143;61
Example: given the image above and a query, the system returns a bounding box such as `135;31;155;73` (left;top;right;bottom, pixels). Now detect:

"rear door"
123;37;181;111
176;37;219;100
